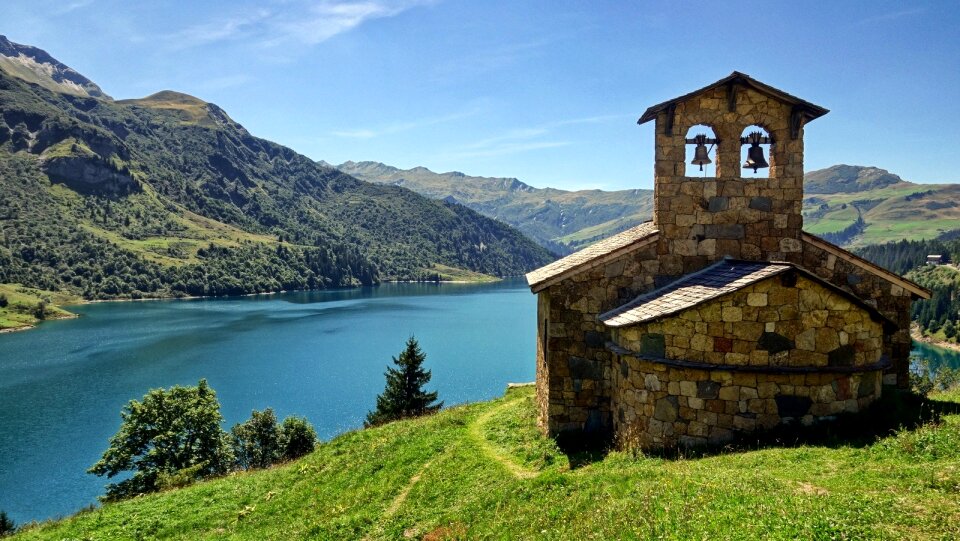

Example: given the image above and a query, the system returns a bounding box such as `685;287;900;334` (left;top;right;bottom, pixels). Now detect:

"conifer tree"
366;337;442;427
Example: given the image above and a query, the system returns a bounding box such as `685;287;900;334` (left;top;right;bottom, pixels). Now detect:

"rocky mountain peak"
0;35;110;99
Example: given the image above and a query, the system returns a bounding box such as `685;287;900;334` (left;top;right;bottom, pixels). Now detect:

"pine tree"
365;337;442;427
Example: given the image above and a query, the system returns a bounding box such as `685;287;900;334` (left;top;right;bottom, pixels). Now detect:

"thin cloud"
444;114;623;159
446;141;571;160
54;0;94;15
857;7;925;25
165;1;432;50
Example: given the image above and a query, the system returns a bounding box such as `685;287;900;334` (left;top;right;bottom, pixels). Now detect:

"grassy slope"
803;183;960;246
0;284;77;331
15;386;960;540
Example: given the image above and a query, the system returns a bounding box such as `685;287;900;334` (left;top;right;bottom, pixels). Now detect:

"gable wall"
611;275;885;369
538;242;659;436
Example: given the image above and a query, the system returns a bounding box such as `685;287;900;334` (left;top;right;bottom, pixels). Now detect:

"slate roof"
600;260;791;327
637;71;829;126
526;222;658;292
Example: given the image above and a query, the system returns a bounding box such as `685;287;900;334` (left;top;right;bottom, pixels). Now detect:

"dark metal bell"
744;144;768;172
691;144;712;171
690;134;712;171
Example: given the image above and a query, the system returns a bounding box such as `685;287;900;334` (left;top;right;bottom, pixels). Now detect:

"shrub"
231;409;281;470
279;416;317;461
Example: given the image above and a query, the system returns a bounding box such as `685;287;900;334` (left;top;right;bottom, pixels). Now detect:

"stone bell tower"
637;72;829;278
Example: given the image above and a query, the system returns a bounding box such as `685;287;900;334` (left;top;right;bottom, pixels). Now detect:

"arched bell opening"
684;125;718;178
739;125;773;179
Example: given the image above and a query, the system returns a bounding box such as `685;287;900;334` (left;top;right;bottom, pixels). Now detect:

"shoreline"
911;324;960;353
1;277;514;334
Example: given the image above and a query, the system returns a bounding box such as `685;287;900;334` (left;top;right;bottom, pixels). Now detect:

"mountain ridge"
337;160;960;251
0;35;109;99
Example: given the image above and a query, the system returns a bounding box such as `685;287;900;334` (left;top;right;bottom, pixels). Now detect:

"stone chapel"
525;72;931;448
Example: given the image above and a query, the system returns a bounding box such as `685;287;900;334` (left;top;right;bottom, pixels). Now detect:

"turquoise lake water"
0;279;536;524
2;278;959;524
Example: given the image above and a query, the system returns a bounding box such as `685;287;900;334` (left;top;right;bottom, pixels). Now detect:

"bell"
744;143;768;172
690;134;712;171
691;144;712;171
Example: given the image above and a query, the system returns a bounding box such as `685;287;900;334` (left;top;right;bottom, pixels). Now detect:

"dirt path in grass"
467;398;539;480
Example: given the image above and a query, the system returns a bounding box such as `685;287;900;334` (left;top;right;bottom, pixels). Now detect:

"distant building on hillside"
525;72;931;448
927;255;944;265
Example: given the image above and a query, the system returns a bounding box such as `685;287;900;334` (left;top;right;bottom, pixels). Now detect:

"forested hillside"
0;52;552;315
855;239;960;343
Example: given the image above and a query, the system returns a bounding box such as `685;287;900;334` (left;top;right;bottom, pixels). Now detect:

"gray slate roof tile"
599;259;792;327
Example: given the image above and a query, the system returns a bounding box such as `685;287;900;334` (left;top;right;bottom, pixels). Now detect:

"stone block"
697;380;721;399
679;380;697;397
714;336;733;353
705;223;745;239
722;306;743;322
747;292;768;307
780;238;802;253
653;396;679;422
708;196;729;212
718;385;740;401
749;196;772;212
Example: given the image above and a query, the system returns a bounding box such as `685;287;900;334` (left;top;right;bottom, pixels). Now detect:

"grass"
0;284;78;331
429;264;499;283
11;386;960;540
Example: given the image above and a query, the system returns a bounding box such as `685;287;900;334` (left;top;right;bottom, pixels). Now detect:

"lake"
0;279;536;524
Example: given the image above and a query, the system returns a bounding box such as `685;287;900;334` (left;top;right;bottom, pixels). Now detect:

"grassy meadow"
11;385;960;540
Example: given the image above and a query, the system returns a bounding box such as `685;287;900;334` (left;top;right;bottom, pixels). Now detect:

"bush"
279;416;317;461
231;409;281;470
231;410;318;469
0;511;15;537
0;294;7;308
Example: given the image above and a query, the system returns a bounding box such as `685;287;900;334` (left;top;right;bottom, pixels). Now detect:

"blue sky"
3;0;959;190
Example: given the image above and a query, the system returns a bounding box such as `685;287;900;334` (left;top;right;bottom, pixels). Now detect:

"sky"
2;0;959;191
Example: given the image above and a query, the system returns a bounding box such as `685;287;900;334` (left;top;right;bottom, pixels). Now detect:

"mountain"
804;164;904;194
338;161;960;251
0;39;552;316
0;35;109;99
336;161;654;254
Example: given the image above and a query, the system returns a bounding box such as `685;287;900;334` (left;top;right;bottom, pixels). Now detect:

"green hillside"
11;386;960;540
0;40;553;330
336;161;654;254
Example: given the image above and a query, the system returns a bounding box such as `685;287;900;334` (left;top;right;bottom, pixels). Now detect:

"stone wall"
801;238;915;386
610;274;886;370
538;240;659;436
611;356;883;448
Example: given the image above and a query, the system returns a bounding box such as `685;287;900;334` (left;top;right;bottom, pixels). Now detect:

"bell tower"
638;72;828;278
